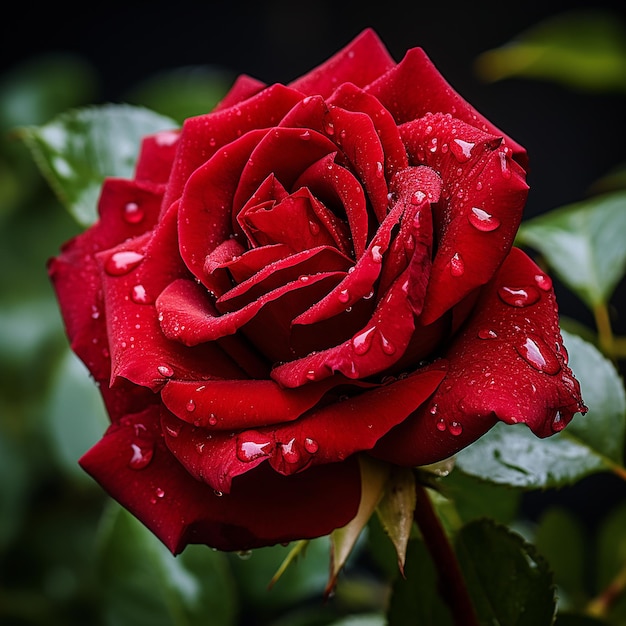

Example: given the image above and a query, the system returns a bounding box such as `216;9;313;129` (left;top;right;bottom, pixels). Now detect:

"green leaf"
455;332;625;488
440;469;521;526
474;9;626;93
20;104;177;226
97;503;237;626
327;614;386;626
386;538;454;626
46;349;108;481
534;507;588;609
595;501;626;592
456;519;556;626
516;191;626;309
125;65;234;124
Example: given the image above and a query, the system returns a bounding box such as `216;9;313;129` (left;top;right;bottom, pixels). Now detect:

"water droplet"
450;252;465;277
353;326;376;355
338;288;350;303
128;442;154;470
131;284;151;304
552;410;566;432
214;490;223;497
123;201;144;224
498;285;540;308
499;152;511;178
280;438;301;464
164;422;182;438
534;273;553;291
428;137;438;152
208;414;218;426
436;417;447;431
468;207;500;232
429;404;438;415
186;399;196;412
237;436;272;463
308;220;320;235
478;328;498;339
375;161;384;178
304;437;319;454
299;130;311;140
237;550;252;560
411;190;426;204
155;487;165;498
306;370;316;381
157;364;174;378
379;331;396;355
370;245;383;263
450;139;474;162
515;336;561;375
104;251;145;276
449;421;463;436
324;119;335;135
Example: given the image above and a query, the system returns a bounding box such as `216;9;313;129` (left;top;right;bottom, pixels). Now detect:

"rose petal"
217;246;352;313
367;47;528;166
213;74;267;111
294;153;369;257
163;83;304;210
373;247;587;465
232;126;338;213
161;376;340;430
80;408;361;552
400;114;529;324
328;82;408;177
177;128;268;283
162;368;444;491
134;130;180;184
98;204;244;390
289;28;395;98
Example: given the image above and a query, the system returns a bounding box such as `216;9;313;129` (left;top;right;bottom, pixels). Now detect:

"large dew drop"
105;251;145;276
468;207;500;232
498;285;540;308
128;442;154;470
515;336;561;375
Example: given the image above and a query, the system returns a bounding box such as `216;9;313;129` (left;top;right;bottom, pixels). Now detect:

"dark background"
2;0;626;527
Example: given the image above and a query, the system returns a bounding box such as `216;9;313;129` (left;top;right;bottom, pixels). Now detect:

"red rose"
49;29;586;553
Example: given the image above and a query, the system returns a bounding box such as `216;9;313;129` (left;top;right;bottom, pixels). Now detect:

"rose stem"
413;480;480;626
593;302;615;360
586;560;626;618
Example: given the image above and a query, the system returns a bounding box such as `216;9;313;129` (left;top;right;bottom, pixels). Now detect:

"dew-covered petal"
400;114;528;325
373;248;587;466
294;153;369;257
162;84;304;210
98;204;244;390
367;46;528;167
328;82;408;177
242;367;446;476
239;186;351;254
161;376;340;430
48;176;164;402
80;407;362;553
288;28;395;98
216;246;352;313
213;74;267;111
157;270;344;354
177;128;268;283
232;126;338;213
325;105;389;222
134;129;180;184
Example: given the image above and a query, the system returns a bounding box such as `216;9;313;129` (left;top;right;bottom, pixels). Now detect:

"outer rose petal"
373;248;587;466
288;28;395;98
80;408;362;552
161;368;445;491
367;46;527;167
